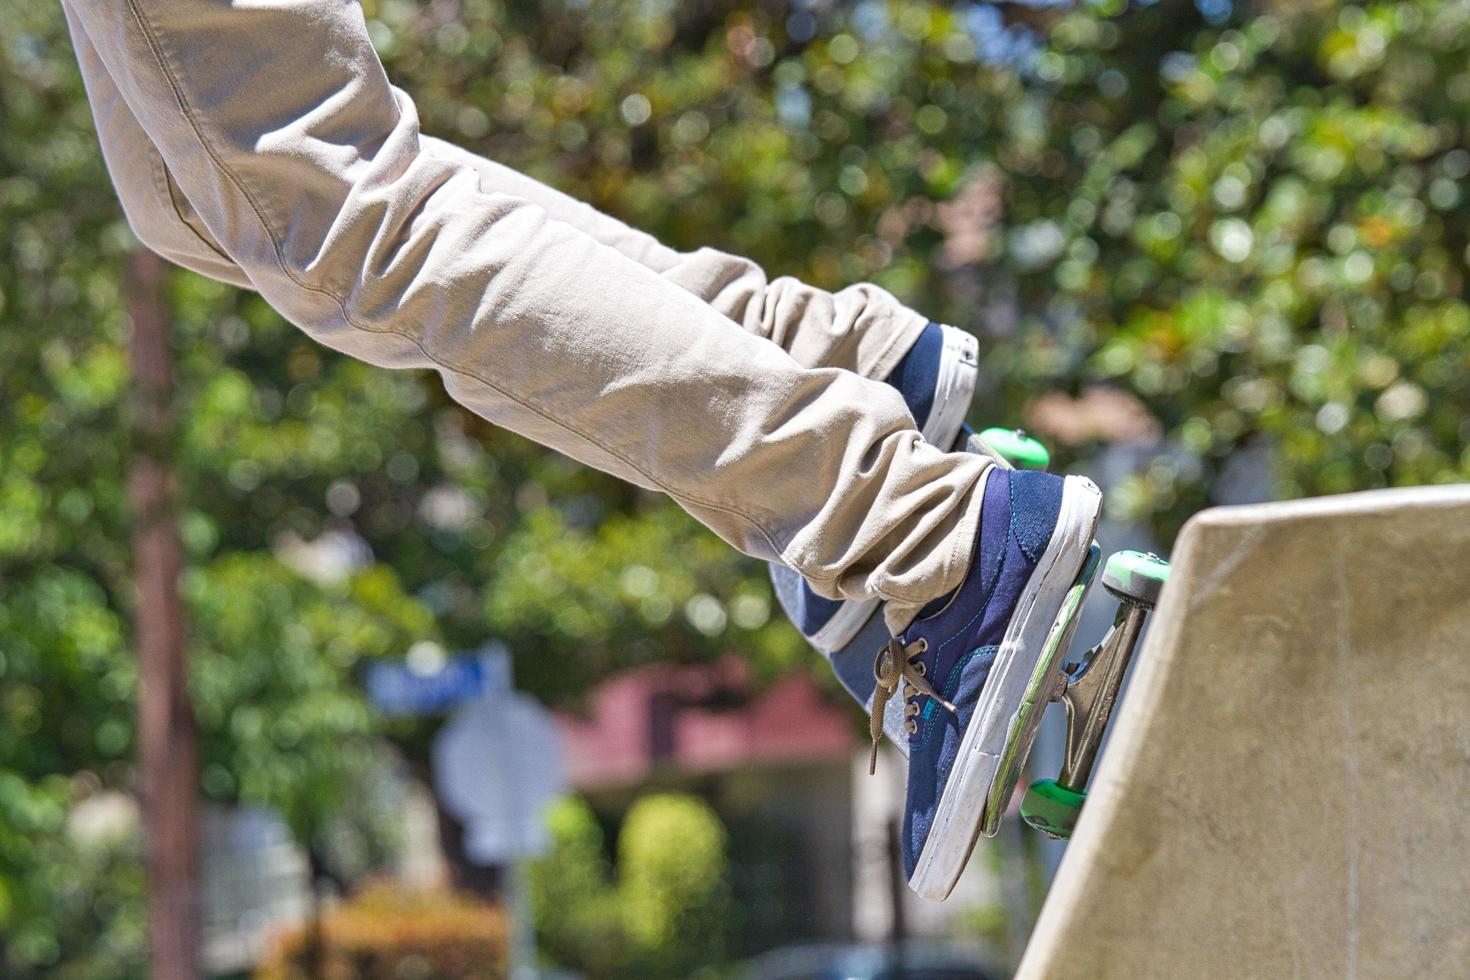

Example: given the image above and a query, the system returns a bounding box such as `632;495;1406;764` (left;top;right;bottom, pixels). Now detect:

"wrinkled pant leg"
64;0;983;608
64;4;927;382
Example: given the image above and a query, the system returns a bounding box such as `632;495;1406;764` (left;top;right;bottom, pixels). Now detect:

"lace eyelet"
904;702;920;717
915;661;927;676
903;719;918;734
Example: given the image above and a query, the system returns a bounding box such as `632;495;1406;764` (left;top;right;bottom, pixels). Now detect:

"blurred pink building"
555;656;855;791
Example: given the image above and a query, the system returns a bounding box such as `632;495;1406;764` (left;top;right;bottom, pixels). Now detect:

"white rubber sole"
908;474;1103;902
805;325;979;655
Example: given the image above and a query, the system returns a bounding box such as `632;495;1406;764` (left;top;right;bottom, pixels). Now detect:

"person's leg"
64;0;986;616
64;6;926;383
64;2;976;652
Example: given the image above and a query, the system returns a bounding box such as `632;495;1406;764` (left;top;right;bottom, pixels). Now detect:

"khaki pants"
63;0;987;619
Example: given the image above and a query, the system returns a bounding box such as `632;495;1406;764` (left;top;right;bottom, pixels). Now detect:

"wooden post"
127;248;200;980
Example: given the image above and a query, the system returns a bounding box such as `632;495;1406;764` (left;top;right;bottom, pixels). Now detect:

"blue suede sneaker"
777;322;978;654
878;466;1101;901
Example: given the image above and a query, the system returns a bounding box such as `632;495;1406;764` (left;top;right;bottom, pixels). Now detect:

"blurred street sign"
366;642;511;716
428;652;564;980
432;688;565;865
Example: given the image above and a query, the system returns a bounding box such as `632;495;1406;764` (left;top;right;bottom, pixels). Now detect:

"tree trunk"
128;248;200;980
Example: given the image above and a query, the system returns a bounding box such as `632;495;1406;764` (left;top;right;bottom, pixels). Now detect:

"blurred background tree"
3;0;1469;975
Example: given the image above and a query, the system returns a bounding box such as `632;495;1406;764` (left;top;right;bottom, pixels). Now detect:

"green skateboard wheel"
1021;778;1087;840
1101;550;1171;607
974;427;1052;470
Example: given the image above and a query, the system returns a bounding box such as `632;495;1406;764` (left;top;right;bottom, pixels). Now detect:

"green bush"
530;793;731;979
530;797;626;974
618;794;730;976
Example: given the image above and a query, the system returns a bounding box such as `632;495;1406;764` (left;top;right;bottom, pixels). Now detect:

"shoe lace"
868;637;958;774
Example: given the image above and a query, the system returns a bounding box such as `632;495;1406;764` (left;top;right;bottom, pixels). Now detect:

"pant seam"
121;0;788;559
149;143;233;265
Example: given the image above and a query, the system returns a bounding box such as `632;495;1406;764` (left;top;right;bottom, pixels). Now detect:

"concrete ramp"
1018;486;1470;979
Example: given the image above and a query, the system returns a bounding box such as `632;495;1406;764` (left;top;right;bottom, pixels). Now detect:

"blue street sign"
366;643;509;716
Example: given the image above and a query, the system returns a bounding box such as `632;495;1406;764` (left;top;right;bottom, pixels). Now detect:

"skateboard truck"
1021;550;1171;840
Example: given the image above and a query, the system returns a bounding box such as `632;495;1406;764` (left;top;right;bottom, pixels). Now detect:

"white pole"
506;860;538;980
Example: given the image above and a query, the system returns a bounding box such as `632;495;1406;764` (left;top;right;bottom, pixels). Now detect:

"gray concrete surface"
1017;485;1470;979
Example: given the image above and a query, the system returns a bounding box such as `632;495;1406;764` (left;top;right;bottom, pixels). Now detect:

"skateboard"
1019;548;1170;839
771;426;1170;840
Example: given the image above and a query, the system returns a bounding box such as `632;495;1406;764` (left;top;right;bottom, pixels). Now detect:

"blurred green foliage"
3;0;1470;974
530;794;730;979
990;0;1470;525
